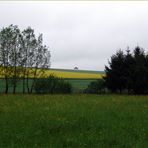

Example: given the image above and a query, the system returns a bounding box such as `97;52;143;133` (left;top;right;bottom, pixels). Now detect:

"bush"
56;78;72;94
84;79;106;94
34;75;72;94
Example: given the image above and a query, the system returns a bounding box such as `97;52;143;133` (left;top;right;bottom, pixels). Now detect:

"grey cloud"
0;1;148;70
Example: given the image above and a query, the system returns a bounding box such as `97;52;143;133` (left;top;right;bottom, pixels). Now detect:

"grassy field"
0;79;95;93
0;95;147;147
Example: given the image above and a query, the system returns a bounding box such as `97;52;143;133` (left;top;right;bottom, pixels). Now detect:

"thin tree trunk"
13;83;16;94
30;80;34;94
26;75;30;94
13;67;17;94
23;77;25;94
30;68;37;93
13;50;17;94
5;77;8;94
22;69;26;94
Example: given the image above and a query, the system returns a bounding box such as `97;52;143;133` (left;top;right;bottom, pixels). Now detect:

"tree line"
0;25;50;94
104;46;148;94
1;25;147;95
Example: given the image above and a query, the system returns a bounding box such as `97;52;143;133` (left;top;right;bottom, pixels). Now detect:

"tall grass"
0;95;147;147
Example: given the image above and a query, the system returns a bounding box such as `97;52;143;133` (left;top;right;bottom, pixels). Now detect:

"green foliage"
84;79;106;94
0;25;50;94
105;46;148;94
34;75;72;94
104;50;126;93
57;78;72;94
130;47;148;94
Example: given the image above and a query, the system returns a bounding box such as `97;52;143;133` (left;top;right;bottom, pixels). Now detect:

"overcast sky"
0;1;148;70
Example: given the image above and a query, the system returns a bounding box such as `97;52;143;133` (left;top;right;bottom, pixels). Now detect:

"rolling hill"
44;68;104;79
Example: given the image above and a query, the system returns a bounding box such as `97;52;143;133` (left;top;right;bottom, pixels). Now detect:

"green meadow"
0;95;147;147
0;79;95;93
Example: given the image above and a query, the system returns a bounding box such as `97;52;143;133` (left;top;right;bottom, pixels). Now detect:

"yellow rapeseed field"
0;66;104;79
44;70;103;79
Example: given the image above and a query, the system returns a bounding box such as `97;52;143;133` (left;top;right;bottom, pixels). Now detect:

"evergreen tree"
124;49;134;94
131;46;147;94
104;46;148;94
104;50;126;93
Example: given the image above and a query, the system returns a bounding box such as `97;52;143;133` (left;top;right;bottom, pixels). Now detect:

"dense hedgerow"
34;75;72;94
84;79;106;94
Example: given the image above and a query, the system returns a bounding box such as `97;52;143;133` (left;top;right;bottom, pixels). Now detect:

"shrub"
56;78;72;94
34;75;72;94
84;79;106;94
